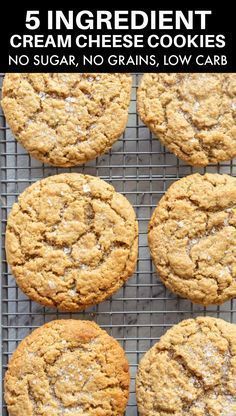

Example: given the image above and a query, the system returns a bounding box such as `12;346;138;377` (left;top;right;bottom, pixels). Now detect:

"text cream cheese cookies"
1;73;132;166
138;73;236;166
136;317;236;416
5;173;138;311
5;319;130;416
148;173;236;305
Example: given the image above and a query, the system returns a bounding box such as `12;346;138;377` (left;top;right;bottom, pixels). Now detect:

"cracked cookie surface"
5;319;130;416
6;173;138;311
136;316;236;416
137;73;236;166
148;173;236;305
1;73;132;166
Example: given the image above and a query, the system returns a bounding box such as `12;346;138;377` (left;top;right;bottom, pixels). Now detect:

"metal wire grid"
0;73;236;415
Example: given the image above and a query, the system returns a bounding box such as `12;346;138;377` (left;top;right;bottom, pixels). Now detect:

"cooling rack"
0;73;236;415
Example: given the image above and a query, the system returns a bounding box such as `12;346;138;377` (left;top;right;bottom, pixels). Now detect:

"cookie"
1;73;132;166
136;316;236;416
137;73;236;166
6;173;138;311
148;173;236;305
5;319;130;416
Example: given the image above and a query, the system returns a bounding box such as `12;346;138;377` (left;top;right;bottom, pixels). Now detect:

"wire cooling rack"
0;73;236;415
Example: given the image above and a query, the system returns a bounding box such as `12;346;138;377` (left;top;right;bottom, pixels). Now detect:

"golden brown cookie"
6;173;138;311
137;73;236;166
5;319;130;416
136;316;236;416
1;73;132;166
148;173;236;305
